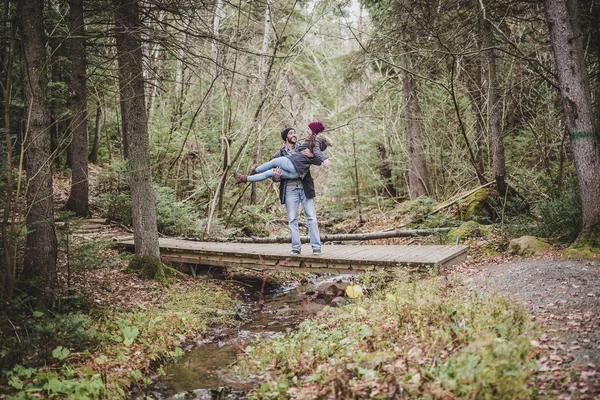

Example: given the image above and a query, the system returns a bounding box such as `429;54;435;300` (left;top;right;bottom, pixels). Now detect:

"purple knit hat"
308;121;325;134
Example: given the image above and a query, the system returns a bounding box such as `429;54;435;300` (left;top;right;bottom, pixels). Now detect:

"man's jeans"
285;186;321;252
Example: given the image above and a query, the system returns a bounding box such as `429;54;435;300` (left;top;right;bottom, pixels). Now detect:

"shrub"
95;159;130;194
232;278;538;399
396;196;436;224
94;192;132;224
420;213;461;229
535;192;582;242
0;310;98;371
229;204;271;237
95;184;201;236
155;186;201;236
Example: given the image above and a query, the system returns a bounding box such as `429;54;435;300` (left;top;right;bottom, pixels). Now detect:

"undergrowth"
94;161;202;236
231;274;538;399
1;285;239;399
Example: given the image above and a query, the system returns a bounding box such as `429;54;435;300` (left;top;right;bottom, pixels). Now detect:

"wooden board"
117;238;468;273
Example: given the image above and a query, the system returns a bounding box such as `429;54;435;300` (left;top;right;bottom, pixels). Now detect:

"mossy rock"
564;225;600;259
508;236;552;256
447;221;493;244
461;188;497;222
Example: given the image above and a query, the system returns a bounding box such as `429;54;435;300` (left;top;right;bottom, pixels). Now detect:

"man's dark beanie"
281;127;294;141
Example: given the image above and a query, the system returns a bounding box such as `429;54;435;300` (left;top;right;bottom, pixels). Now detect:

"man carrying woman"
234;122;331;255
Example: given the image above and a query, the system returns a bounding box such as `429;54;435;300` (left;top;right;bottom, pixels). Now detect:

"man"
273;127;323;255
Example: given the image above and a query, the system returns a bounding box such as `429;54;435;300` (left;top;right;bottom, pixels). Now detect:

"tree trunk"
17;0;57;295
463;44;486;179
118;82;128;160
352;131;364;222
174;15;188;105
376;142;396;197
114;0;161;261
474;65;486;179
251;0;272;204
586;0;600;135
479;2;506;196
48;33;64;168
65;0;90;217
402;70;430;198
146;10;164;117
450;56;486;185
205;0;224;122
545;0;600;233
1;12;16;299
89;96;102;163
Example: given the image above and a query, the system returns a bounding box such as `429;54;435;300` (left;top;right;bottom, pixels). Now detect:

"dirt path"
450;256;600;398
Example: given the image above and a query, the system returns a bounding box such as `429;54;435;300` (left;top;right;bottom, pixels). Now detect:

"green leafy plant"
155;186;201;236
5;364;107;399
535;191;582;242
118;323;140;347
94;159;130;194
1;312;99;368
232;277;538;399
229;204;271;237
398;196;436;224
51;346;70;361
95;192;132;224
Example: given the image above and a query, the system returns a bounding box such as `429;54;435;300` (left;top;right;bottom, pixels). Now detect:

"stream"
143;273;355;400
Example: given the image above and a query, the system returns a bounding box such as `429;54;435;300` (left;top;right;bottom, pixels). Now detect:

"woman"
234;121;332;184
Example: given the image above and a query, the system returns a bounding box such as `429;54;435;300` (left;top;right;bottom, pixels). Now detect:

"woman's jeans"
247;157;299;182
285;183;321;252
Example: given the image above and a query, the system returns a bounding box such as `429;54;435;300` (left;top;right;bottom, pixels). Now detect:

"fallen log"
388;181;496;231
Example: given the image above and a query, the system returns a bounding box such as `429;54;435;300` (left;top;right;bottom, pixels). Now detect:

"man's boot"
249;163;259;175
233;170;247;184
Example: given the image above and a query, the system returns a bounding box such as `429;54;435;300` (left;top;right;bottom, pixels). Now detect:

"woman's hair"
308;130;317;150
307;121;325;150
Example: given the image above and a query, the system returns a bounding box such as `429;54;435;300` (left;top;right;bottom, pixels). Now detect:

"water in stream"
144;274;355;400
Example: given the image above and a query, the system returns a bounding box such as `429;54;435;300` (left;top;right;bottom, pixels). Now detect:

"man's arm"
272;149;284;181
299;148;321;165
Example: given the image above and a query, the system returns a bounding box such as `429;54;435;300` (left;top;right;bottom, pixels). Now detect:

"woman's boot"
234;170;247;184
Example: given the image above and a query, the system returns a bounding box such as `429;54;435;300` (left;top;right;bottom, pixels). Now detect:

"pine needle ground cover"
232;275;539;399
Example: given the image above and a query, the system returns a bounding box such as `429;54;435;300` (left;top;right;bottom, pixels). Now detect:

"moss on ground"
447;221;493;244
462;188;494;222
565;224;600;259
129;255;184;284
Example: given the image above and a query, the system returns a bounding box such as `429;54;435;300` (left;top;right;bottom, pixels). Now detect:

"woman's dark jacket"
273;144;321;205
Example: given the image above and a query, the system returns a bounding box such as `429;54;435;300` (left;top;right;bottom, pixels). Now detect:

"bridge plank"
118;238;468;273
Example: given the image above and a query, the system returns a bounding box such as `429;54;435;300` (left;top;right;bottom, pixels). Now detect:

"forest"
1;0;599;398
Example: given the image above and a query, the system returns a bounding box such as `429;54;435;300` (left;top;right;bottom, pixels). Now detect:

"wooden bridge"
118;238;468;274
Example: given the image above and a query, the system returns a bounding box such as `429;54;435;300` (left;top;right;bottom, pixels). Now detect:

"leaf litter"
456;255;600;398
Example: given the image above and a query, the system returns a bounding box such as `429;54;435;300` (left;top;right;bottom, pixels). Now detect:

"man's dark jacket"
273;146;316;205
